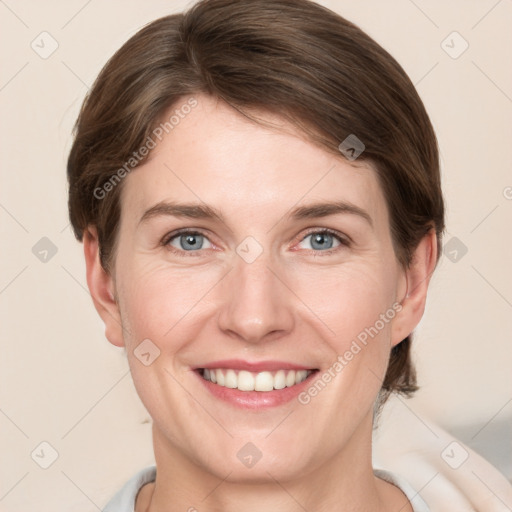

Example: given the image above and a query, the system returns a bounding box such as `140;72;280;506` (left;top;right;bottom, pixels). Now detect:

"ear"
83;226;125;347
391;228;438;347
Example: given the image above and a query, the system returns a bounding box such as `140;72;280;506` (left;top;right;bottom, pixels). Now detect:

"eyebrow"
290;201;373;227
139;201;224;225
138;200;373;228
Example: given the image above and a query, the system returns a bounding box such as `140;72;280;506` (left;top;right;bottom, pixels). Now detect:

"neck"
140;413;405;512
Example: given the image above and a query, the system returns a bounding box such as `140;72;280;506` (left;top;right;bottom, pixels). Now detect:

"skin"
84;94;437;512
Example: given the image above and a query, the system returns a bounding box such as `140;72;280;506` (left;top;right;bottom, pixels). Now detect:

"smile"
194;359;319;408
199;368;313;391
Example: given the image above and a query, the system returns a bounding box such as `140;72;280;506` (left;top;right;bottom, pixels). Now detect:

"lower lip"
195;370;318;409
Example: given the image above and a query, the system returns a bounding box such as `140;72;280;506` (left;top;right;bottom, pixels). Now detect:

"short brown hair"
67;0;445;405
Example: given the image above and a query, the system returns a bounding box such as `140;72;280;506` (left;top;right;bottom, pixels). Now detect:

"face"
102;94;412;481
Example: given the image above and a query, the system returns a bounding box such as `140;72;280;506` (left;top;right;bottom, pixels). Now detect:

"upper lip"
195;359;316;372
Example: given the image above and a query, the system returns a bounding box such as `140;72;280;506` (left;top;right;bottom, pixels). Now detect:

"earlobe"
83;226;125;347
391;229;438;347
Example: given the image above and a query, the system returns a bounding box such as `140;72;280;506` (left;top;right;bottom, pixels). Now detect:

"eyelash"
303;228;351;257
161;228;351;257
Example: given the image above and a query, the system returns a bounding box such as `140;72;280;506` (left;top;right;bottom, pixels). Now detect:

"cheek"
290;259;398;348
117;258;227;347
290;259;398;415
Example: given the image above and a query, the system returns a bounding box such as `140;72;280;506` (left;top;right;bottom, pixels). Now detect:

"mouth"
193;360;319;409
198;368;314;391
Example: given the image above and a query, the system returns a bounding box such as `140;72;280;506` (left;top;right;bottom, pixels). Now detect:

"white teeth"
255;371;274;391
201;368;311;392
225;369;237;389
274;370;286;390
295;370;307;385
238;370;255;391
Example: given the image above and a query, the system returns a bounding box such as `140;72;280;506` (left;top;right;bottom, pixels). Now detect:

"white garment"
102;465;430;511
373;395;512;512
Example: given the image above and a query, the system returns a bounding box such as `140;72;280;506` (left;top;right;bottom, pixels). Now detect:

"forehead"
120;95;388;230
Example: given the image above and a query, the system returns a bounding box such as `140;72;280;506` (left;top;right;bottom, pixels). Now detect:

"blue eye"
162;228;348;257
299;230;346;251
166;231;212;251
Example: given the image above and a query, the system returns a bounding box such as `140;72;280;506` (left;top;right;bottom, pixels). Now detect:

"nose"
217;252;295;344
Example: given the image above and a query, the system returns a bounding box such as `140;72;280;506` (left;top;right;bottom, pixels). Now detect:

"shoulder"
103;466;156;512
374;468;431;512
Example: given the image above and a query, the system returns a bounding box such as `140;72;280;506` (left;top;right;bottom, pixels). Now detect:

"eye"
297;229;349;253
164;230;213;253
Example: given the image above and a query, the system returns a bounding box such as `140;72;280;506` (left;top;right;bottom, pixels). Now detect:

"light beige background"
1;0;511;510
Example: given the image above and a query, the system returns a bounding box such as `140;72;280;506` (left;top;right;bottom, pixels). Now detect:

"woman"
67;0;444;510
